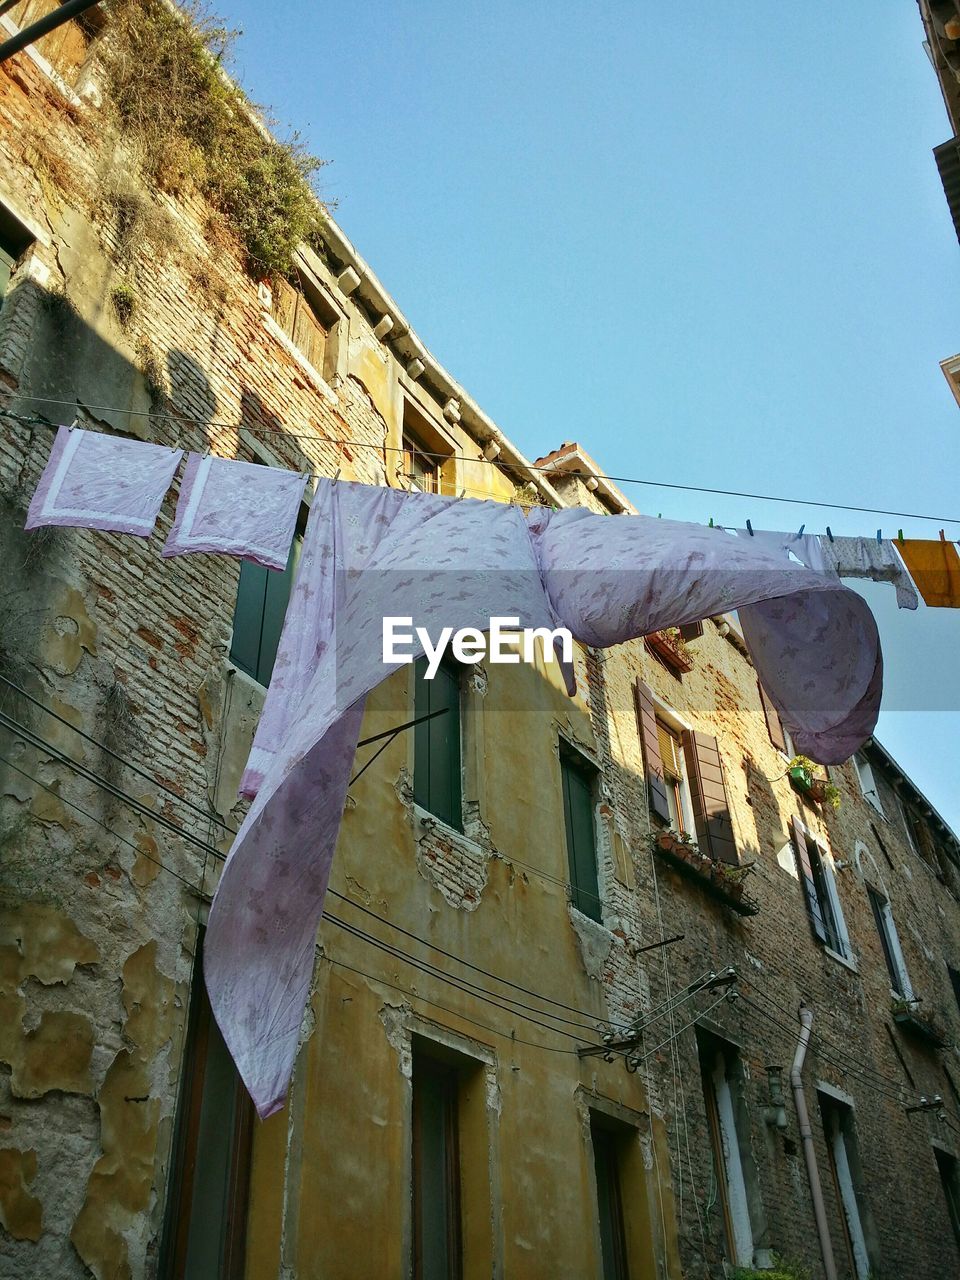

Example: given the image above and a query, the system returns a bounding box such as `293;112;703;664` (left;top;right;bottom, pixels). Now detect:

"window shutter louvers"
633;680;671;823
682;731;739;865
792;816;828;943
758;679;787;753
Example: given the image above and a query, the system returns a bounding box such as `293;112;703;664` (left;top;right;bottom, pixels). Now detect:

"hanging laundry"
818;536;920;610
895;539;960;608
162;453;308;569
25;425;183;536
732;528;829;573
206;480;882;1119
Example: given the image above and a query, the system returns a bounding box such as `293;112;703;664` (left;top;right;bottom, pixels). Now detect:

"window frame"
559;741;603;923
792;819;851;961
159;931;254;1280
818;1090;874;1280
590;1115;631;1280
935;1146;960;1256
229;514;305;688
655;715;695;836
696;1030;761;1268
412;1051;463;1280
854;753;885;818
866;883;912;999
413;655;464;832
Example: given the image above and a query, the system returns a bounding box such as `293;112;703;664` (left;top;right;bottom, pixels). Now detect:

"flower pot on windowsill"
653;837;760;917
644;629;695;674
789;765;814;795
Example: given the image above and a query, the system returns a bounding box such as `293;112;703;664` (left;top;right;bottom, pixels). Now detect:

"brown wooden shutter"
633;680;671;823
682;732;738;864
791;815;828;944
758;678;787;753
679;621;703;641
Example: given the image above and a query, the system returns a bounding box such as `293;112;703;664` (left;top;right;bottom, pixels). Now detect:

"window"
935;1147;960;1254
867;884;911;998
657;718;691;835
0;239;16;308
412;1051;462;1280
791;818;848;957
819;1093;875;1280
696;1031;762;1268
948;963;960;1016
159;933;253;1280
854;753;884;817
634;683;738;863
271;275;335;379
230;528;302;686
414;656;462;830
757;677;793;756
591;1117;630;1280
403;428;441;493
560;745;601;922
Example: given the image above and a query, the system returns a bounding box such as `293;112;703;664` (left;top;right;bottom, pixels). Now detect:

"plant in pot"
786;755;840;809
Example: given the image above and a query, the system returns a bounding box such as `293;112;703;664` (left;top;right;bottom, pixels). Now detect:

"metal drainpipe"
791;1005;838;1280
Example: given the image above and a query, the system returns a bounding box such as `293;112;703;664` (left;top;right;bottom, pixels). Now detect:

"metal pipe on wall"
0;0;102;65
790;1005;839;1280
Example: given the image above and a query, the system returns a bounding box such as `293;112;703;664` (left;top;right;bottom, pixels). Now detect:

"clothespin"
825;527;834;542
708;517;714;528
897;529;904;544
796;524;805;538
876;529;882;545
746;519;753;537
332;468;341;485
458;488;466;499
68;417;79;431
940;529;946;542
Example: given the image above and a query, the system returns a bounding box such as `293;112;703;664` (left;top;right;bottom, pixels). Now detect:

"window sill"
413;806;481;853
262;314;337;405
823;946;858;974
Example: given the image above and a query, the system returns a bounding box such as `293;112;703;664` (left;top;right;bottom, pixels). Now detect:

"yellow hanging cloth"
897;539;960;608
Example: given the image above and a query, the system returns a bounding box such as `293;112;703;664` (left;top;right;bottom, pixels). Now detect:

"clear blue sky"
222;2;959;830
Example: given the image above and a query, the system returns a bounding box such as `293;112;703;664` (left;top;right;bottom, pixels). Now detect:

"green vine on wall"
100;0;328;279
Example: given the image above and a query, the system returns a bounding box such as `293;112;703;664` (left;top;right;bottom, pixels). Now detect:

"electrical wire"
0;706;226;861
327;888;617;1027
0;749;200;892
744;983;911;1097
0;688;634;960
323;953;581;1055
324;913;597;1044
0;671;235;832
736;994;908;1108
4;400;960;526
0;728;617;1049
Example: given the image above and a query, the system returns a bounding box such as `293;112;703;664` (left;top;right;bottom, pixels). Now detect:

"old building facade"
1;6;959;1280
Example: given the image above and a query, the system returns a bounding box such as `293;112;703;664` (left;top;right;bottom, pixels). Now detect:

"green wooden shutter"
229;533;302;685
414;658;462;830
230;561;269;680
561;750;601;921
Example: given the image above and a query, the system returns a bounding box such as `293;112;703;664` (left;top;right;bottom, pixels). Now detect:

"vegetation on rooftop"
100;0;327;279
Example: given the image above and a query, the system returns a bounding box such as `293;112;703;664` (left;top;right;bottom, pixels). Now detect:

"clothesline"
20;423;960;613
3;397;960;527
